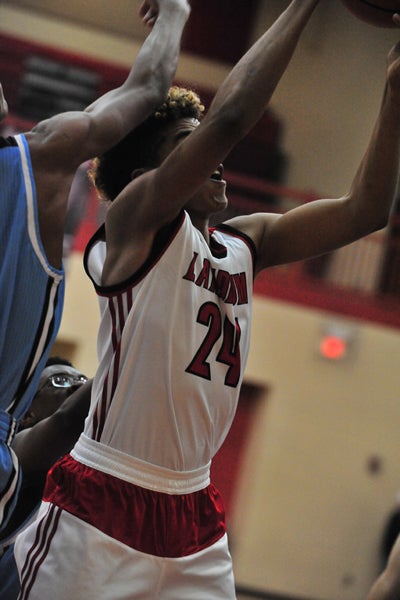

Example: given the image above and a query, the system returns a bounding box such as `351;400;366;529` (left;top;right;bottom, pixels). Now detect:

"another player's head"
19;357;88;430
90;86;205;202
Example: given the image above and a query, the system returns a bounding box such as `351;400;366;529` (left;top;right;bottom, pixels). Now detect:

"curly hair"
89;86;205;202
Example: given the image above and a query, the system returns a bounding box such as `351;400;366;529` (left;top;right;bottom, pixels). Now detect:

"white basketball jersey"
84;211;255;472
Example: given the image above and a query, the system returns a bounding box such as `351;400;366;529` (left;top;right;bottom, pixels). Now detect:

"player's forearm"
13;381;92;473
87;1;189;126
83;0;189;154
122;0;190;102
346;84;400;235
209;0;320;137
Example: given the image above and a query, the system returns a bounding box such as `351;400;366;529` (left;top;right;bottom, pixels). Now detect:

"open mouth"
210;164;224;182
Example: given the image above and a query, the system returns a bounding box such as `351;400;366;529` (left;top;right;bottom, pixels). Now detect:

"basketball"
341;0;400;27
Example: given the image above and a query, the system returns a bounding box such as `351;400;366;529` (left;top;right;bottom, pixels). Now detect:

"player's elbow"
374;212;391;232
346;193;392;237
363;207;392;235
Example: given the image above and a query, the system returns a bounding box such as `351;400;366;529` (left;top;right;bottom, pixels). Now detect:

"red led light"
319;335;347;360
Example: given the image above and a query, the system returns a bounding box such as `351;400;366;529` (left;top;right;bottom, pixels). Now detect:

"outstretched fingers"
138;0;159;28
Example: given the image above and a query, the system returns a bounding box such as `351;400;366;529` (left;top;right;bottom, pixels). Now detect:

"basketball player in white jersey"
16;2;400;599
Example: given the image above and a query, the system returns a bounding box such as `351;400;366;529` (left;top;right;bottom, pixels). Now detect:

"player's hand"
139;0;190;29
139;0;159;28
0;83;8;123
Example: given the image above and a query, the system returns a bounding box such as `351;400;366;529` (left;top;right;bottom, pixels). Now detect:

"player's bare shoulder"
223;212;280;246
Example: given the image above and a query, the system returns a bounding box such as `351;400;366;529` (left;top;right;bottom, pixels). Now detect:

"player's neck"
188;212;210;244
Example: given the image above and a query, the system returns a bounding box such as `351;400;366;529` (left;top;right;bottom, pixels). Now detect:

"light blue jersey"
0;134;64;530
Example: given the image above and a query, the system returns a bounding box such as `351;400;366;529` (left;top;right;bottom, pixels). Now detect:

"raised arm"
28;0;190;169
25;0;189;268
130;0;321;226
12;380;92;474
208;0;320;136
231;29;400;273
80;0;190;157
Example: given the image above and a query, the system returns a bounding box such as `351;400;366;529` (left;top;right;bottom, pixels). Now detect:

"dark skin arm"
366;534;400;600
228;32;400;275
104;3;400;286
19;0;190;269
12;380;92;474
103;0;321;283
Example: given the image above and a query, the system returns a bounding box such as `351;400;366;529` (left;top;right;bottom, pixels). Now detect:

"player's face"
27;365;88;425
185;165;228;217
157;118;228;216
157;117;198;161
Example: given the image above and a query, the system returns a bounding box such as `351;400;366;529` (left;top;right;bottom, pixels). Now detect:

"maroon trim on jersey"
212;223;257;274
208;232;228;259
92;291;125;440
19;503;62;600
43;455;226;558
84;211;185;297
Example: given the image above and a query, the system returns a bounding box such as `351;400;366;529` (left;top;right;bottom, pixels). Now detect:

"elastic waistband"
71;434;211;494
0;410;17;444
